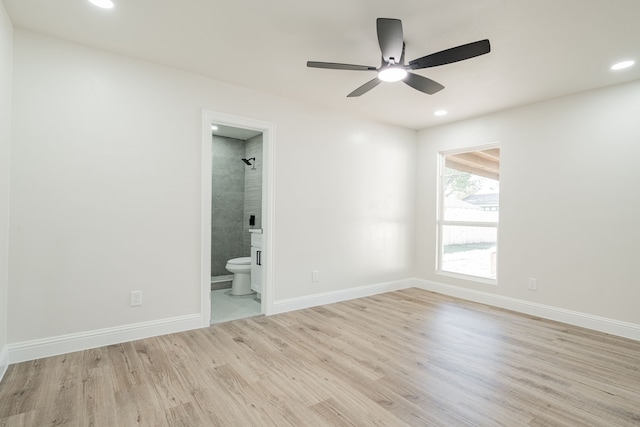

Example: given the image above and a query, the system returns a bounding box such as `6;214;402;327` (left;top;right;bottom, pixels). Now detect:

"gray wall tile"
210;134;263;277
243;135;263;252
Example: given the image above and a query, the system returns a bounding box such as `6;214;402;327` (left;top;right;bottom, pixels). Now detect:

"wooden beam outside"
445;158;499;181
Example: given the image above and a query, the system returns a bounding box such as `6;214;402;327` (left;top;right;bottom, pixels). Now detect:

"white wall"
0;0;13;375
417;80;640;326
8;30;416;344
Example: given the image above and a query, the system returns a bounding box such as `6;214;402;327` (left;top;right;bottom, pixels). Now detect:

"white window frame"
437;143;499;285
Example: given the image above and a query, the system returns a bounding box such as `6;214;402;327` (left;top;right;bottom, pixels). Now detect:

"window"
438;146;500;282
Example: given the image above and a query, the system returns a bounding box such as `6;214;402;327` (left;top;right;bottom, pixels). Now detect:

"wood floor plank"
1;288;639;426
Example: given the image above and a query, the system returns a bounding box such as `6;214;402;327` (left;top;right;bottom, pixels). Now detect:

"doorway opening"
201;111;275;326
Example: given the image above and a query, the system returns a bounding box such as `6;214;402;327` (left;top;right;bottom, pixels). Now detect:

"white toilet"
225;257;253;295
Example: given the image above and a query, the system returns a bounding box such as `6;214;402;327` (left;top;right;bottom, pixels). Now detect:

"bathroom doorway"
201;111;274;326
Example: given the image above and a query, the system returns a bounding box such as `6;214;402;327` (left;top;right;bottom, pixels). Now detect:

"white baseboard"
8;313;202;364
271;278;413;314
211;275;233;283
6;278;638;368
0;345;8;383
414;278;640;342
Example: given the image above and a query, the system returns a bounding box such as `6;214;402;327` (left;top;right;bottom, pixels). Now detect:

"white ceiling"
212;124;261;141
5;0;640;130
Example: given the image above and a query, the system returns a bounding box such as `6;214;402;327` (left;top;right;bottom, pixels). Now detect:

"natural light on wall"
438;146;500;282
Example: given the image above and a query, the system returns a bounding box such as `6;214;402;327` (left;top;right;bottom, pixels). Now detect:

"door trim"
201;110;276;326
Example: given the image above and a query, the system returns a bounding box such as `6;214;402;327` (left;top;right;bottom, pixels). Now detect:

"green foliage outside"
443;242;496;254
443;168;481;199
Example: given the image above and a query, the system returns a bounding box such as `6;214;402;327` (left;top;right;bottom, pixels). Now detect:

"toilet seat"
227;257;251;265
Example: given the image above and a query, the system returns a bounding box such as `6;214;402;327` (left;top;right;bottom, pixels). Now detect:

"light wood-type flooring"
1;288;639;426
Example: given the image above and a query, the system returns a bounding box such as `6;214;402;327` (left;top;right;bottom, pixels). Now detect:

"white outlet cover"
130;291;143;306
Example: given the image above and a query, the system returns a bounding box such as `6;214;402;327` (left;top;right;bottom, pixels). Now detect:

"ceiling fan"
307;18;490;97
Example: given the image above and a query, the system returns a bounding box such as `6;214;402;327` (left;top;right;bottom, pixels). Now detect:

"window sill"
436;270;497;286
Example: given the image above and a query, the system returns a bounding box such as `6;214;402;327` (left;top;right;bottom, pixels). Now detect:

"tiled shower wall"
211;134;263;277
243;134;263;251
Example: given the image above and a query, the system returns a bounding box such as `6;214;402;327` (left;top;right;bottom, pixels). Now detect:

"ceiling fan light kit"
307;18;491;97
378;65;407;82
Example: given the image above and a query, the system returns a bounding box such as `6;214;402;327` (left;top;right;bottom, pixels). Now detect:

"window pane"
441;225;497;279
443;167;499;222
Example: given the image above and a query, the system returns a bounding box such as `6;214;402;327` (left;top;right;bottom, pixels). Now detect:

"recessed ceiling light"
611;60;635;71
88;0;114;9
434;110;448;116
211;125;218;131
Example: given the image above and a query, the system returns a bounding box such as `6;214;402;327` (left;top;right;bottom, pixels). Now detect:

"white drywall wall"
417;80;640;325
8;30;416;343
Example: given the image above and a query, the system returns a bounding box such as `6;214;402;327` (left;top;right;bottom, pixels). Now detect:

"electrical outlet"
130;290;143;306
528;278;537;291
312;270;319;282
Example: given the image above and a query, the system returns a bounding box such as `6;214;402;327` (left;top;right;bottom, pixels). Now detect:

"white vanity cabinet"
250;231;263;294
